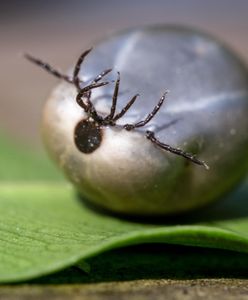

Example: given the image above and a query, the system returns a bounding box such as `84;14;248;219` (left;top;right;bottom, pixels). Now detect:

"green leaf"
0;132;62;181
0;181;248;283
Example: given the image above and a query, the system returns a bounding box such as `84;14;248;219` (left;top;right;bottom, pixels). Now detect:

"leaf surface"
0;132;62;181
0;181;248;283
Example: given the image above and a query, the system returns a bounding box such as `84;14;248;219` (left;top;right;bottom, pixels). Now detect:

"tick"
25;25;248;216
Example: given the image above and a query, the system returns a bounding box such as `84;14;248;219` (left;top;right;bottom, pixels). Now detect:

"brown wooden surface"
1;279;248;300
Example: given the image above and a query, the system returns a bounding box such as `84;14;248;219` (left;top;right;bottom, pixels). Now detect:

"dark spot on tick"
74;119;102;153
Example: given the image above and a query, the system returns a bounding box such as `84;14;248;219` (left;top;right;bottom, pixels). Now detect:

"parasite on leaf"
26;26;248;216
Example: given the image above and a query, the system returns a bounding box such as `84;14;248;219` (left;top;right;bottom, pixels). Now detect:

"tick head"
74;119;103;154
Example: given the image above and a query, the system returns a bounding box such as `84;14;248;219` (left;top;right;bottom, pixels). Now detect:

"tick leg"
73;49;113;117
76;90;103;123
76;91;91;112
79;67;113;118
81;81;110;93
73;48;92;90
76;80;109;112
74;48;112;87
76;78;111;123
146;131;209;170
105;72;120;121
113;93;139;121
24;53;72;83
124;91;168;130
91;68;112;84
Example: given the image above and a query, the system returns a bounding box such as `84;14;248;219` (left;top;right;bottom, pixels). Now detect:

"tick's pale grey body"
43;26;248;216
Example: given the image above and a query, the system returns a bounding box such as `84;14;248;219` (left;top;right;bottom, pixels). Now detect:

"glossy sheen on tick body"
42;25;248;216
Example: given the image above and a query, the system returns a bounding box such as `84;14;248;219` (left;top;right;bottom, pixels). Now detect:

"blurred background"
1;0;248;148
